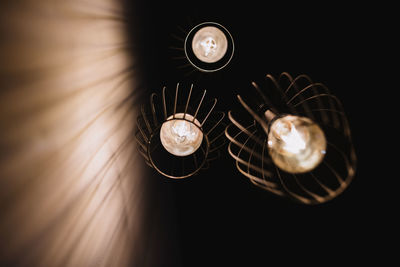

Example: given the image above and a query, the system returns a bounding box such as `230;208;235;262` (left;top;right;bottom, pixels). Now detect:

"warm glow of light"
192;26;228;63
267;115;326;173
160;113;203;156
273;119;306;154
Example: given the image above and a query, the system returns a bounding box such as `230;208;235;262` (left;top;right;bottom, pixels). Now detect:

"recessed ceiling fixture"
225;73;356;204
136;83;226;179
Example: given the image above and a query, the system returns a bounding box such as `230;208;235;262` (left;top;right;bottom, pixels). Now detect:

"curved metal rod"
225;124;270;163
192;90;207;122
292;91;341;128
260;136;272;186
209;130;226;147
310;172;335;195
140;104;152;135
312;82;340;128
206;150;220;162
237;95;269;134
136;117;149;143
134;131;148;151
173;83;179;118
284;73;313;94
285;74;319;117
246;138;258;178
183;84;193;119
234;126;256;171
248;177;285;196
292;174;325;203
150;93;159;127
287;80;328;124
274;166;313;204
209;138;227;153
327;140;356;179
265;73;297;115
278;72;294;84
206;112;225;135
228;111;264;146
137;145;149;161
251;81;275;110
162;86;167;120
279;73;315;120
228;142;275;185
226;123;274;179
200;98;217;127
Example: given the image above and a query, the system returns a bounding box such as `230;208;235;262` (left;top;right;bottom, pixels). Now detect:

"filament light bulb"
192;26;228;63
267;115;326;173
160;113;203;157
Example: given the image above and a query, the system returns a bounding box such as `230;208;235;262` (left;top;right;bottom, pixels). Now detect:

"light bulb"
192;26;228;63
160;113;203;157
267;115;326;173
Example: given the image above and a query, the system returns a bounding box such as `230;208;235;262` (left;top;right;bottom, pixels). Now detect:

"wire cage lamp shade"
225;73;357;204
136;83;226;179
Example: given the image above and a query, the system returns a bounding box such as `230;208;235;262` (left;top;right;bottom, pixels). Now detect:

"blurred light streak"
0;0;150;266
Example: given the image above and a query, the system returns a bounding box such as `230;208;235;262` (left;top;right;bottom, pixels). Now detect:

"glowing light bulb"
192;26;228;63
267;115;326;173
160;113;203;156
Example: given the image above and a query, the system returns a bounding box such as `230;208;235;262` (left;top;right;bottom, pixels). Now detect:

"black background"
126;1;374;266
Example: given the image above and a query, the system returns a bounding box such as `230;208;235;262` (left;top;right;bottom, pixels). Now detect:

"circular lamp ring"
184;22;234;72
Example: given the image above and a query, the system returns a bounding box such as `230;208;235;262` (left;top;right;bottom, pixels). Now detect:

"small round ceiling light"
184;22;234;72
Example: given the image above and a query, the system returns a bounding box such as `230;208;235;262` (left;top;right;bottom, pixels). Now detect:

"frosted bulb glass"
192;26;228;63
160;113;203;156
267;115;326;173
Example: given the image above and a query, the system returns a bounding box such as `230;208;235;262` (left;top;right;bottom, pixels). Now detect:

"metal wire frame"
136;83;226;179
225;72;357;204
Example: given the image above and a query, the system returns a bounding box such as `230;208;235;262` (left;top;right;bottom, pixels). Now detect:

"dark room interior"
0;1;379;266
127;1;372;266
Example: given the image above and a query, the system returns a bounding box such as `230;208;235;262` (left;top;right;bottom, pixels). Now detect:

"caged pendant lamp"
136;83;226;179
225;73;357;204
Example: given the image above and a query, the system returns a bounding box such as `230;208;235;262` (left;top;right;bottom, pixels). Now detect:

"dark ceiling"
125;1;371;265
